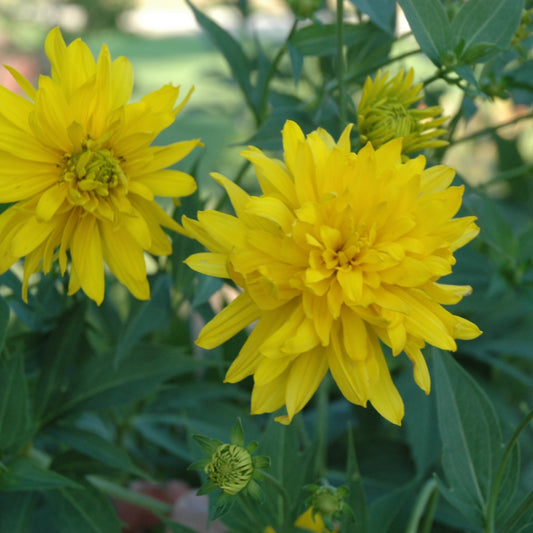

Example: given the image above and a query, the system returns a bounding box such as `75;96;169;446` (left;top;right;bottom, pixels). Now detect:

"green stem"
405;478;439;533
485;409;533;533
87;475;172;516
451;112;533;147
257;19;298;124
336;0;347;124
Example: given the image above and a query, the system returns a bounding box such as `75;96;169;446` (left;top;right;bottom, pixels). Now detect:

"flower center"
61;141;127;209
205;444;253;495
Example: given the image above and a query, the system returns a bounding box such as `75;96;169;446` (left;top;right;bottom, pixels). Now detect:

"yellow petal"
341;307;369;361
133;169;196;198
185;252;229;278
405;345;430;394
101;221;149;300
368;336;404;425
225;304;297;383
70;215;105;304
285;346;328;422
35;184;68;221
197;291;261;349
251;372;288;415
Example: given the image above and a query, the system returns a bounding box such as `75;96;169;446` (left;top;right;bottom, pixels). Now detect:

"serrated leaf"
348;0;396;34
115;274;171;364
451;0;524;56
0;352;31;454
47;484;122;533
0;457;82;491
434;349;503;527
398;0;452;66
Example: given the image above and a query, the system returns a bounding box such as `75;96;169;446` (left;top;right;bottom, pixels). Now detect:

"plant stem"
405;478;439;533
451;112;533;146
87;475;172;515
336;0;347;124
484;409;533;533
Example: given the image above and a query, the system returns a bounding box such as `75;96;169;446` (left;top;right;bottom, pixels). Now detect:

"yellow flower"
295;507;338;532
358;69;448;155
183;120;481;426
0;27;200;304
264;507;336;533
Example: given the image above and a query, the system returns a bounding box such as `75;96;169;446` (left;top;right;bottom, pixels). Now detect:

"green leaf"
345;24;393;82
0;295;9;353
34;302;88;421
450;0;524;59
46;484;122;533
368;481;418;533
0;457;82;491
45;426;143;476
401;371;440;476
464;193;519;271
185;0;252;109
134;422;193;461
290;23;372;56
0;352;31;454
0;491;35;532
434;349;503;526
54;343;202;417
348;0;396;34
287;42;304;84
397;0;452;65
115;274;171;363
342;425;368;533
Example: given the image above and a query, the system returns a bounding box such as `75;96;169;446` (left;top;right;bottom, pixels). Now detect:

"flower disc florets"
358;68;448;155
183;120;481;426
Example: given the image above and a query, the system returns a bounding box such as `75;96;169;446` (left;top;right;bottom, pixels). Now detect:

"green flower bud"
205;443;253;495
304;482;353;531
286;0;323;19
190;418;271;519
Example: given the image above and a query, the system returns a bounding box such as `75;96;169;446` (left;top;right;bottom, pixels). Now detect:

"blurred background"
1;0;532;200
